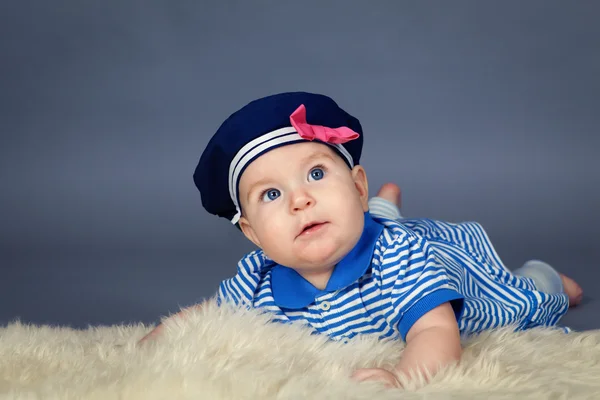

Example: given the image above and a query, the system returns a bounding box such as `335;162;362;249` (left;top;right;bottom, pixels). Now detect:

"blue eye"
261;189;280;202
309;167;325;181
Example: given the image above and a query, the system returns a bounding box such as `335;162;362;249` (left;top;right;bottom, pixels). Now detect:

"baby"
142;92;583;388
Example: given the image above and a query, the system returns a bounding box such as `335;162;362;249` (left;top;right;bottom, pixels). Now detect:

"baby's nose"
291;192;314;211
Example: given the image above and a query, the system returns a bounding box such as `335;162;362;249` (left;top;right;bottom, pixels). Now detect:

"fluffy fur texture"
1;301;599;399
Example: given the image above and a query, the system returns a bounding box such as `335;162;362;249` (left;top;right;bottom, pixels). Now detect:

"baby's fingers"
351;368;381;381
351;368;400;388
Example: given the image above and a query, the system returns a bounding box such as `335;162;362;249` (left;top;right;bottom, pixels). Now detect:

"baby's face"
238;142;369;280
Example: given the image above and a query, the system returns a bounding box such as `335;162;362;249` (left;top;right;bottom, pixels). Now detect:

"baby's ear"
351;165;369;212
239;217;262;248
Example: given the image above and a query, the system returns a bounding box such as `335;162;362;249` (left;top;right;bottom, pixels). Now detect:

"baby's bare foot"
560;273;583;307
376;183;402;208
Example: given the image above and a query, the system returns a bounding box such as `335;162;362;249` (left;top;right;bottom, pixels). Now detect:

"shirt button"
319;301;331;311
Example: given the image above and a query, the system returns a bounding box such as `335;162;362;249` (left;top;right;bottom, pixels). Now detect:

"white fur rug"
1;301;599;400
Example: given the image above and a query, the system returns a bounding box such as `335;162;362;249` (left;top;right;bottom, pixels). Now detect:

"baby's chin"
292;240;351;268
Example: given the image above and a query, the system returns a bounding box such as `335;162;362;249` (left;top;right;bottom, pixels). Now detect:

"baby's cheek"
261;238;293;266
259;222;289;251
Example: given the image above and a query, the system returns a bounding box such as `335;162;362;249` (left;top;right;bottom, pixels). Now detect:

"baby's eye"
261;188;281;202
308;167;325;181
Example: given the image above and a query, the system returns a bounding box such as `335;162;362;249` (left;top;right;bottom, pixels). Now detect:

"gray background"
1;1;598;332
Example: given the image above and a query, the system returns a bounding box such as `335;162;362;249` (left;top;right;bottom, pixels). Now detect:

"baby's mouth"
298;221;328;237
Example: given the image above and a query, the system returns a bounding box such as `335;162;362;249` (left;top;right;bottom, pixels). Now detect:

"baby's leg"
513;260;583;307
513;260;564;294
368;183;403;220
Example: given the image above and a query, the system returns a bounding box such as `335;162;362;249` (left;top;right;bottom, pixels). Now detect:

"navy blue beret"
193;91;364;225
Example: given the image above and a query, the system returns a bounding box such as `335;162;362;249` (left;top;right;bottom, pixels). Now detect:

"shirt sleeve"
382;232;465;341
215;251;264;307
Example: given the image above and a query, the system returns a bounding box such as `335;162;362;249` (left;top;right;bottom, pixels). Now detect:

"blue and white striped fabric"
216;200;570;341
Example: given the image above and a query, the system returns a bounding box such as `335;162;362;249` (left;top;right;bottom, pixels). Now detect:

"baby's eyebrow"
299;151;334;166
246;177;272;202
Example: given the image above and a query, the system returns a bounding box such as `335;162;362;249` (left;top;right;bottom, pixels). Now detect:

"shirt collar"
271;212;384;309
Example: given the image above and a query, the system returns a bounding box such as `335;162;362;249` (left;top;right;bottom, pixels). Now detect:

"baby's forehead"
250;142;338;169
239;142;340;184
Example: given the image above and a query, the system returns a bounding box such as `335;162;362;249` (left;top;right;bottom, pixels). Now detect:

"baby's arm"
352;301;461;387
395;301;462;381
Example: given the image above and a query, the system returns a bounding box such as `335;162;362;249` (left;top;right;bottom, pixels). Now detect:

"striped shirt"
217;212;569;341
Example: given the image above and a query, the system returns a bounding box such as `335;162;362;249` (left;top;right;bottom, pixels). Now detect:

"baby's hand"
351;367;402;389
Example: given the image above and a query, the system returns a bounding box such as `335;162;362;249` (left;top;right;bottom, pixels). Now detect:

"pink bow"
289;104;360;144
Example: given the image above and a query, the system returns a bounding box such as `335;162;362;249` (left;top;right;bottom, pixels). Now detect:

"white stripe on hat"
228;126;354;224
